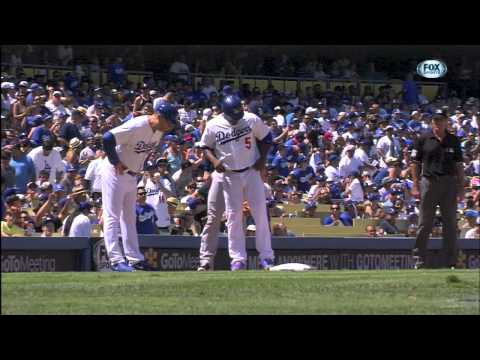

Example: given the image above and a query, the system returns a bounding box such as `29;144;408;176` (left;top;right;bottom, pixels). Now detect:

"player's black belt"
232;166;251;173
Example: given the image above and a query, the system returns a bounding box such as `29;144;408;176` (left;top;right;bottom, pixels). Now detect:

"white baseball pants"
102;163;144;266
222;168;274;263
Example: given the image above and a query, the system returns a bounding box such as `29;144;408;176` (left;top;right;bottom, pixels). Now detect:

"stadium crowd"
1;55;479;240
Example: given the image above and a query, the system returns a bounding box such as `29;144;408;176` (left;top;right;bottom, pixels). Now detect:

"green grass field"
2;270;479;315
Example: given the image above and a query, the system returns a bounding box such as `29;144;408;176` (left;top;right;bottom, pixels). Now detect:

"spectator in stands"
108;57;126;86
11;92;28;130
45;90;67;117
1;210;26;237
58;110;83;144
8;142;36;193
245;224;256;237
378;209;400;234
338;145;363;178
365;225;377;237
323;204;346;226
465;217;480;239
1;149;16;188
459;210;479;238
343;171;365;203
169;55;190;82
67;202;93;237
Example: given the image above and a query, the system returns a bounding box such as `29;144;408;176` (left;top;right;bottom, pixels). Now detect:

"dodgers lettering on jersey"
199;112;270;171
109;116;163;172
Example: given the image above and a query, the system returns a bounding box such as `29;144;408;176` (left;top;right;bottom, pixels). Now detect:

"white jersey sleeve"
198;123;216;150
250;114;270;141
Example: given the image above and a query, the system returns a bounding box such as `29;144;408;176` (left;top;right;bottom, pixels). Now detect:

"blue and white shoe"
111;262;135;272
259;258;274;270
130;261;157;271
230;261;246;271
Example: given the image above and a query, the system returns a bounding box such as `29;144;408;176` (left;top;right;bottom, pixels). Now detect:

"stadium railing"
188;73;447;101
2;63;154;87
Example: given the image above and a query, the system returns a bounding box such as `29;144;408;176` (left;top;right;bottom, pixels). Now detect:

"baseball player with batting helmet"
199;94;275;270
102;102;178;272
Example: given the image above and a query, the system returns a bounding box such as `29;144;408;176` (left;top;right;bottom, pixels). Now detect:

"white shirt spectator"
84;157;104;193
348;178;364;202
201;85;217;98
142;177;174;228
465;227;479;239
178;107;197;126
169;60;190;81
27;146;64;184
45;100;67;117
274;114;285;127
69;214;92;237
325;165;340;182
338;155;363;178
376;135;401;168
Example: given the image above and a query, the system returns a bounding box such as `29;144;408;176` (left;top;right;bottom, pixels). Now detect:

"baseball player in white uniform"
101;102;178;272
197;169;225;271
199;95;275;270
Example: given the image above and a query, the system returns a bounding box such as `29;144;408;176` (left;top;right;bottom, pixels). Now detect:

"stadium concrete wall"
2;236;479;272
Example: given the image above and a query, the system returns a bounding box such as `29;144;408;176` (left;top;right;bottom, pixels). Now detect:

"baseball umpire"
410;113;465;269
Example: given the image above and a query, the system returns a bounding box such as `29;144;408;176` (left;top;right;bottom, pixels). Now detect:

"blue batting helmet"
221;95;244;125
154;101;178;125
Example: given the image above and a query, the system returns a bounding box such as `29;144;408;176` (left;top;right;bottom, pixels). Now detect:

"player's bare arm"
204;148;226;172
254;132;273;171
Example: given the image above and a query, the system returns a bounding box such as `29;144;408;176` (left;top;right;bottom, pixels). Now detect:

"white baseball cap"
246;224;256;232
305;107;318;115
274;106;282;111
345;145;355;152
1;82;14;90
184;124;195;132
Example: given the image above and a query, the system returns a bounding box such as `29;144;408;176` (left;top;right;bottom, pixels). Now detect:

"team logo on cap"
416;60;448;79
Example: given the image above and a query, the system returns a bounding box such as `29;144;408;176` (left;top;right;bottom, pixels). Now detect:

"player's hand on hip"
212;159;226;173
115;162;128;175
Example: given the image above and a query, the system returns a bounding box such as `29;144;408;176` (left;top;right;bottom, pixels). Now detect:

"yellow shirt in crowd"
1;221;26;237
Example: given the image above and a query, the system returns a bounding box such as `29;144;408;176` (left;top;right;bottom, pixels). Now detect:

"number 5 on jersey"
245;136;251;149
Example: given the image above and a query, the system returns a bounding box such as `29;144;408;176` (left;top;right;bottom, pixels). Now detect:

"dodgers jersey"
199;112;270;171
109;115;164;172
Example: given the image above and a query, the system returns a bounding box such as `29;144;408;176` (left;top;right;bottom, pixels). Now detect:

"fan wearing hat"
139;157;176;234
58;110;83;145
45;90;67;117
27;136;64;184
410;113;465;269
65;201;93;238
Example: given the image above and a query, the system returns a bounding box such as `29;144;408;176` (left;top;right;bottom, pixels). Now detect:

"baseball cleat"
230;261;246;271
259;258;274;270
130;261;158;271
111;262;135;272
411;248;424;270
197;263;212;271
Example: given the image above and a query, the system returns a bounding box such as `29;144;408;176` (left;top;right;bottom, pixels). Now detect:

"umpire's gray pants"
198;171;225;266
414;175;458;266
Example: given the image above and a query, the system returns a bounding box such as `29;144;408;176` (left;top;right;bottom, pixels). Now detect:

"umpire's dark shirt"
411;131;463;177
